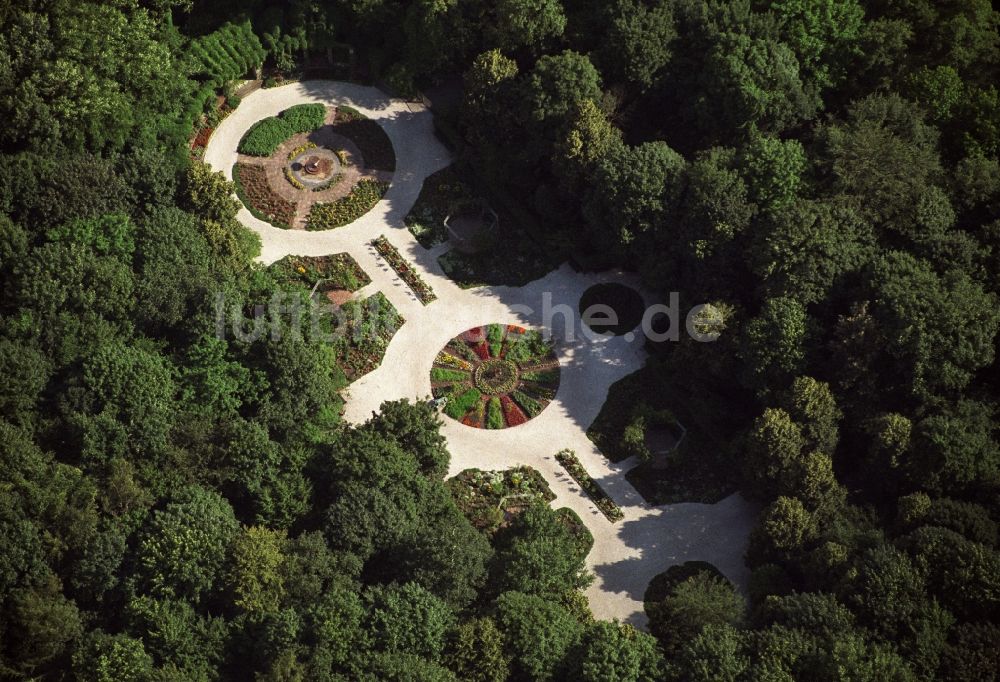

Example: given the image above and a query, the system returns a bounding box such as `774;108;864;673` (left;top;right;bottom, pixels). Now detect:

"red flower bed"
463;327;486;343
192;126;213;149
473;341;491;360
507;325;526;334
462;412;480;427
501;395;528;427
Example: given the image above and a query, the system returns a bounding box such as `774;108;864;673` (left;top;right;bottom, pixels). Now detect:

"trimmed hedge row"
188;21;265;87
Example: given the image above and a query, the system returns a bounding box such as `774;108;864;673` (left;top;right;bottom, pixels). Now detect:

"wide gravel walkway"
205;81;756;626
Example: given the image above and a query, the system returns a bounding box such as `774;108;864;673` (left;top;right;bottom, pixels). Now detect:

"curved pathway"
205;81;756;626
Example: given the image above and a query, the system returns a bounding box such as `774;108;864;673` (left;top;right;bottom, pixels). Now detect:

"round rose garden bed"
431;325;561;429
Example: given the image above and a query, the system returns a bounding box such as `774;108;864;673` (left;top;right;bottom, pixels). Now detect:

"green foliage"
597;0;676;90
5;2;1000;679
818;94;942;234
575;620;665;682
238;104;327;157
748;496;815;560
181;163;240;223
870;251;999;398
695;32;821;136
553;99;623;191
280;104;326;133
751;198;874;304
489;0;567;53
367;399;451;479
495;591;584;681
675;623;749;682
739;133;808;213
908;400;1000;494
525;50;603;123
238;117;295;156
365;582;455;662
4;583;84;677
740;298;810;393
772;0;865;90
431;367;470;383
227;526;287;615
445;617;511;682
676;146;755;263
135;486;239;603
72;631;154;682
492;504;593;597
444;387;482;420
188;21;265;87
306;180;390;230
76;340;177;469
583;140;686;253
646;570;745;655
486;396;504;429
776;377;843;456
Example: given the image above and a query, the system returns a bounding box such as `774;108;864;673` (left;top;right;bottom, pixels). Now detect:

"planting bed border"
555;449;624;522
371;235;436;304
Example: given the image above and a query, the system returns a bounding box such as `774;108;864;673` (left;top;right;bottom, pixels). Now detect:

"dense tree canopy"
3;0;1000;679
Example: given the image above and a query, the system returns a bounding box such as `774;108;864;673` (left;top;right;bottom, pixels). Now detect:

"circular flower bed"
431;324;560;429
232;105;394;230
579;283;645;336
475;358;519;395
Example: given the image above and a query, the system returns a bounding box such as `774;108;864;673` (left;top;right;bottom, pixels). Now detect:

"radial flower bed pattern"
432;325;560;429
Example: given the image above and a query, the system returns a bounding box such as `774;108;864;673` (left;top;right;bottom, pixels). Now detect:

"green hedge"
239;117;294;156
281;104;326;133
239;104;327;156
512;390;542;418
188;21;265;87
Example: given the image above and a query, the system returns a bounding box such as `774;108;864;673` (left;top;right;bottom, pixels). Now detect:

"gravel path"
205;81;756;626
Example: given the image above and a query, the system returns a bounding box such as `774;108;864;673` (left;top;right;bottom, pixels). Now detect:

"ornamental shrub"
281;104;326;133
238;105;326;156
238;117;293;156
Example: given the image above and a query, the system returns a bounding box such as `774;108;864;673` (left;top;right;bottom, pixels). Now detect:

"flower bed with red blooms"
473;342;491;360
431;324;560;429
463;327;486;343
501;396;528;426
